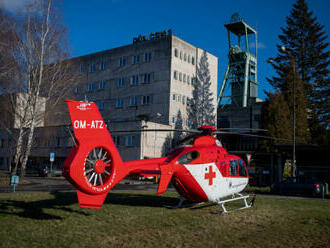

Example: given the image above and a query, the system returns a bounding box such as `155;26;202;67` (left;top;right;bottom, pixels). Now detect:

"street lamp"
281;46;296;177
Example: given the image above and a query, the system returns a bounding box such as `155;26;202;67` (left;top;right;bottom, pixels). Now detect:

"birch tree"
0;0;80;175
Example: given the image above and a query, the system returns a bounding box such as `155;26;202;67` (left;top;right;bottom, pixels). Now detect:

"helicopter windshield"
238;159;247;177
178;151;200;164
230;160;247;177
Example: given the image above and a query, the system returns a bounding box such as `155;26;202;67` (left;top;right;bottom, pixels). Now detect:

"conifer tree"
268;0;330;139
260;91;292;152
188;50;215;128
173;110;184;145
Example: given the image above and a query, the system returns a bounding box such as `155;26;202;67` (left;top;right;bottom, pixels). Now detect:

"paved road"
1;176;328;201
0;176;176;193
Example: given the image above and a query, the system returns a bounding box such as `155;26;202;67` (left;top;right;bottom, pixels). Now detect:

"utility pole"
281;46;296;177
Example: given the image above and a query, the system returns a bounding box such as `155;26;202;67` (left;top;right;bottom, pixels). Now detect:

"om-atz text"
73;120;104;129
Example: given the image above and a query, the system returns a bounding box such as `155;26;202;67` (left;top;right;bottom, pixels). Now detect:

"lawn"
0;191;329;248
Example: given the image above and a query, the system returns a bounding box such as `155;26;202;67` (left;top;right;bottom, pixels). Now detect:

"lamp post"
281;46;296;177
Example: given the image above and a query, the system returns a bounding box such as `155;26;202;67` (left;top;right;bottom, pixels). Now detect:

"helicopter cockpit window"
238;160;247;177
178;151;200;164
229;160;238;176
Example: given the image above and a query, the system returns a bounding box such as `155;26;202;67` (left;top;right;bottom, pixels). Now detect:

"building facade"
0;31;218;168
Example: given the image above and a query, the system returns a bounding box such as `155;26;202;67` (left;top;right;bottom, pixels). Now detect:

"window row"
79;61;108;73
116;95;153;108
172;93;193;106
173;70;195;84
171;116;193;127
112;135;139;147
119;52;152;67
84;80;107;92
174;48;195;65
79;52;152;73
118;73;153;87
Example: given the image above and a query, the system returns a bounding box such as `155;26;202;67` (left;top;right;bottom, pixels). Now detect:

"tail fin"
63;100;128;208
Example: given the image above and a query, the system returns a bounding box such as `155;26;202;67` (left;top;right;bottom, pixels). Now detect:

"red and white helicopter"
63;100;258;213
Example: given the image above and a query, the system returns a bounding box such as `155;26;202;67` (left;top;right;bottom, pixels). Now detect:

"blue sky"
7;0;329;101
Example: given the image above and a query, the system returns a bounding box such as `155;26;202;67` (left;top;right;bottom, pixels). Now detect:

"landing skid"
216;193;256;214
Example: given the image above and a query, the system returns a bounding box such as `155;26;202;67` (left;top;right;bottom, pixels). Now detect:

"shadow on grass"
106;192;180;208
0;191;90;220
0;191;180;220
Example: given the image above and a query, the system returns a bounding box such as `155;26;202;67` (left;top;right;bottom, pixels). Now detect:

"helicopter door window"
238;160;247;177
178;151;200;164
229;160;238;176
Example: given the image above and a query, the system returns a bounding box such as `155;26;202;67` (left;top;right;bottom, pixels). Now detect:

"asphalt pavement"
0;176;175;193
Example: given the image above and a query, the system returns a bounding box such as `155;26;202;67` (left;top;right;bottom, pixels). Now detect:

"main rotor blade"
216;132;293;142
216;128;268;132
111;129;200;134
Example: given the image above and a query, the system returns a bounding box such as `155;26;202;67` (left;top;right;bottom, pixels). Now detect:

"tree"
173;110;184;146
260;91;292;152
268;0;330;141
261;58;311;151
0;0;81;175
187;50;215;128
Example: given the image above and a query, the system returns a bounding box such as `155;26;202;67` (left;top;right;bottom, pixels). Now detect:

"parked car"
38;165;49;177
271;177;322;196
37;164;62;177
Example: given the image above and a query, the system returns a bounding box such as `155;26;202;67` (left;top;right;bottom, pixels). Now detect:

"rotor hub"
94;160;106;174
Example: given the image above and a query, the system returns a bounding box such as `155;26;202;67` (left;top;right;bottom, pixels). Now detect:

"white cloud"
0;0;35;13
249;42;266;49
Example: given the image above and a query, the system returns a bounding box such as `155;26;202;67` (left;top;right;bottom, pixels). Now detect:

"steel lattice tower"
218;13;258;107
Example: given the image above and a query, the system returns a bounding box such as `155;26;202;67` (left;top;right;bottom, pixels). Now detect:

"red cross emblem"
204;165;216;185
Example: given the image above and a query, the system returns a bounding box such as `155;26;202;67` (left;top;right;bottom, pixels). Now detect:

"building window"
188;55;191;63
74;86;80;94
178;95;181;102
192;56;195;65
172;116;175;124
184;53;187;61
143;73;151;83
101;61;107;70
180;51;182;60
187;75;190;84
119;57;126;67
126;135;137;147
99;81;106;90
172;93;176;101
133;55;140;64
87;83;95;92
116;98;124;108
97;101;104;110
89;63;96;73
183;74;186;83
179;72;182;81
0;139;4;148
182;96;185;104
174;70;177;80
187;97;191;106
129;96;138;106
79;63;84;72
118;78;125;87
113;136;120;146
174;48;178;57
144;52;152;62
141;95;152;105
131;75;139;85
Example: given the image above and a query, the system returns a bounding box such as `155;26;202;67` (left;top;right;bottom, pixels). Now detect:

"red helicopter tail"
62;100;129;208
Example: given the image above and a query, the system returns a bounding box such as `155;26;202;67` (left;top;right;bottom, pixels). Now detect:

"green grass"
0;191;330;248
